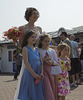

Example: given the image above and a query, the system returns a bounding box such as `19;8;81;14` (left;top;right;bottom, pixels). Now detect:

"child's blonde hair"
38;33;51;48
57;43;70;57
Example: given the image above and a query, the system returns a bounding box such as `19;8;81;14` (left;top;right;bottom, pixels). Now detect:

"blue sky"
0;0;83;40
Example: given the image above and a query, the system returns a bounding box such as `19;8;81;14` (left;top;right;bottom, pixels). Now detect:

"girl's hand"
45;57;51;61
43;57;51;62
46;60;54;66
34;73;41;80
66;62;71;71
34;79;40;85
67;66;71;71
40;73;44;80
34;73;44;85
65;62;70;67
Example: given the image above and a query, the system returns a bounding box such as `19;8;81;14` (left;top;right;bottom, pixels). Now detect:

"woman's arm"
37;26;42;34
22;47;41;80
18;25;28;47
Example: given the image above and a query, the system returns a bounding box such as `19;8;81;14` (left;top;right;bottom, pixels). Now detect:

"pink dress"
57;57;71;96
40;48;58;100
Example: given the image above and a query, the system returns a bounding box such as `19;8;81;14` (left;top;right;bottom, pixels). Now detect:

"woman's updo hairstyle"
24;7;39;22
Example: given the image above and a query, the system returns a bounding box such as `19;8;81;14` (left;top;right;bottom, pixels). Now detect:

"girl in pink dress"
57;43;71;100
38;34;58;100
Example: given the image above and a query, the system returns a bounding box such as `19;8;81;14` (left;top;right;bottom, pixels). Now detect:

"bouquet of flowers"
3;27;23;44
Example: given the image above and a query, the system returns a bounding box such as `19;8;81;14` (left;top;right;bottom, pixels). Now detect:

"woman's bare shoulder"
19;24;27;29
19;24;27;33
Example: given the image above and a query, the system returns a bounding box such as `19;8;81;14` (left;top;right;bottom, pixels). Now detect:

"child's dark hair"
21;30;36;48
60;32;68;37
57;43;70;57
38;34;51;48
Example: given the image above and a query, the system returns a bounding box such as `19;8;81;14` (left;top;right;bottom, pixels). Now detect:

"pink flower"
58;83;61;87
64;89;68;94
3;31;7;36
19;27;23;31
62;80;65;85
58;87;63;94
62;74;66;78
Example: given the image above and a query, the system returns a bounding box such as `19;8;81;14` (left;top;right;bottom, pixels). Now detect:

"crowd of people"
13;7;83;100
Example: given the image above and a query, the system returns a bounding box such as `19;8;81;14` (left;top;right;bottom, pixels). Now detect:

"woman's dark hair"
38;34;51;48
21;30;36;48
24;7;39;22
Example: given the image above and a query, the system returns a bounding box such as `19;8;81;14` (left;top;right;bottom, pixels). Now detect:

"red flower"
3;27;23;44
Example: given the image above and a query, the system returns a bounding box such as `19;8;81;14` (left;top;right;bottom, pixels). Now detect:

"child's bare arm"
66;59;71;71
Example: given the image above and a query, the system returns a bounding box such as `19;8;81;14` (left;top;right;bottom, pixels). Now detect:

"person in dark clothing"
80;47;83;79
60;31;73;58
13;49;22;80
80;47;83;62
